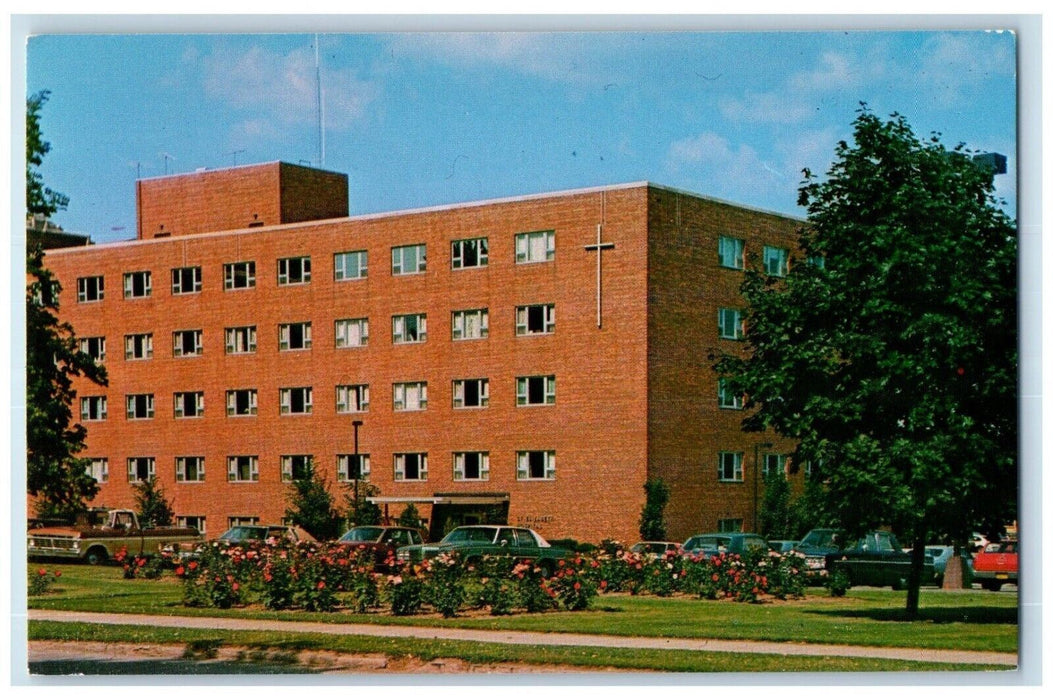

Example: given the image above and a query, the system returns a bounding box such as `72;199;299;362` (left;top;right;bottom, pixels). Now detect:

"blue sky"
26;30;1017;244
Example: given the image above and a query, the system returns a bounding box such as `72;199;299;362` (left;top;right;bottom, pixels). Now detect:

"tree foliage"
396;503;424;530
285;461;344;540
26;90;107;519
345;481;382;527
716;108;1016;615
638;478;670;541
132;478;175;527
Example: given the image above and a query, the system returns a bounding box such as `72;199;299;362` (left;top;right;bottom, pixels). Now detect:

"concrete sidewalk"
28;609;1017;667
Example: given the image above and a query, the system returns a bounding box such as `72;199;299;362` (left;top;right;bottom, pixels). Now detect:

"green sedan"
396;525;572;577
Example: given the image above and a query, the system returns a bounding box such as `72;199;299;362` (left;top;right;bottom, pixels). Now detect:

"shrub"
549;557;599;611
765;551;808;600
826;566;850;597
423;552;467;618
642;552;684;597
387;563;428;616
28;568;60;596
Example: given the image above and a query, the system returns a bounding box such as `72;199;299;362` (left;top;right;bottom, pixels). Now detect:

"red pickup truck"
972;540;1018;591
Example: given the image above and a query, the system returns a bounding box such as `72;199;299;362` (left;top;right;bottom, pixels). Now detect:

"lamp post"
753;442;773;533
352;419;363;523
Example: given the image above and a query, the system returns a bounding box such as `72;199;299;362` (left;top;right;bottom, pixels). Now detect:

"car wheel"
982;581;1003;592
84;546;108;566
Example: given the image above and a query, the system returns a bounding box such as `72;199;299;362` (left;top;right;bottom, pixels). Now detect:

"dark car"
827;531;934;589
794;528;844;578
630;541;683;558
213;524;316;547
396;525;572;576
337;526;425;570
682;532;769;558
768;539;798;554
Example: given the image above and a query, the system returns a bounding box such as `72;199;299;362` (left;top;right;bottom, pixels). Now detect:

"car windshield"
220;526;265;541
798;530;838;548
685;536;728;550
340;527;384;542
441;527;497;545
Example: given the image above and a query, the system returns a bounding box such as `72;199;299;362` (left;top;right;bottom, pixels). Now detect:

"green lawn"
27;564;1018;655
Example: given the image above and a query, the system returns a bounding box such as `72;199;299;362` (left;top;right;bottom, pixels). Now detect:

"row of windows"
717;236;824;275
716;451;802;482
79;376;557;420
86;450;557;485
74;231;557;303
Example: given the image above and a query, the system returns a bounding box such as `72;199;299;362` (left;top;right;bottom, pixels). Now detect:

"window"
335;318;369;348
225;326;257;354
718;452;744;482
337;454;371;482
172;329;203;357
86;458;108;483
718;308;744;340
718;379;743;409
454;452;489;481
175;456;205;482
516;375;556;406
173;391;204;418
80;396;107;421
226;389;258;417
807;255;825;269
79;336;106;363
227;456;259;483
452;378;489;408
177;516;206;535
123;271;152;298
763;453;788;479
451;237;489;269
281;455;313;482
228;516;259;527
336;384;370;413
393;382;428;411
124;333;153;360
516;450;556;480
717;518;743;533
718;236;745;269
224;261;256;290
763;246;789;277
515;230;555;264
392;313;427;344
279;321;312;351
127;457;155;483
451;308;489;341
334;250;368;281
394;453;428;481
279;387;313;415
171;266;202;294
391;244;426;275
278;256;311;285
516;304;555;336
126;394;155;420
77;276;104;302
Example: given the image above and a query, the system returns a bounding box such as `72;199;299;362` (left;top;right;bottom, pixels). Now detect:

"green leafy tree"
396;503;424;530
132;478;174;527
285;461;344;540
346;481;382;527
716;108;1016;617
26;90;107;520
758;471;793;540
638;478;670;541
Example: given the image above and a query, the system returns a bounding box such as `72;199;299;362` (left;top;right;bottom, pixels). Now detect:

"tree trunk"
905;539;927;619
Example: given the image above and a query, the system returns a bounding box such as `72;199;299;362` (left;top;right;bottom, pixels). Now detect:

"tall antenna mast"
315;34;325;167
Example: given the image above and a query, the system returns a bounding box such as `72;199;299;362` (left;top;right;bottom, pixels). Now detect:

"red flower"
573;581;581;591
175;566;185;576
37;568;47;576
54;571;61;578
317;580;326;590
712;574;719;581
188;561;198;570
232;582;240;591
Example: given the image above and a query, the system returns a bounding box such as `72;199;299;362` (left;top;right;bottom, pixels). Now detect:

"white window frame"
718;451;744;482
453;452;490;481
516;375;556;406
281;454;313;482
80;396;107;421
177;516;206;536
79;336;106;362
77;276;104;303
392;313;427;344
718;308;744;340
227;455;259;483
516;304;556;336
451;237;489;269
718;236;745;270
452;378;490;409
335;384;370;413
515;230;555;264
86;457;109;483
226;389;258;417
393;453;428;481
337;454;371;482
393;382;428;411
335;318;369;348
516;450;556;481
278;256;312;286
125;393;155;420
718;379;744;410
228;516;260;527
391;244;426;275
124;333;153;360
718;518;744;533
224;261;256;290
763;245;789;277
225;326;257;354
763;453;788;479
172;329;203;357
334;250;368;281
279;386;313;415
175;456;205;482
127;457;156;483
171;266;202;294
123;270;152;299
451;308;489;341
173;391;205;418
278;321;312;351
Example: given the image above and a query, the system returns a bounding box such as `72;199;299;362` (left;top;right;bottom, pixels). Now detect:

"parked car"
629;541;682;557
213;524;316;547
926;545;974;587
972;539;1018;591
336;526;426;570
827;531;934;589
682;532;769;559
793;528;844;579
396;525;573;577
768;539;798;554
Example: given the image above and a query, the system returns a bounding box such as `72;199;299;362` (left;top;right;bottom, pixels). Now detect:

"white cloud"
788;51;859;92
667;131;781;191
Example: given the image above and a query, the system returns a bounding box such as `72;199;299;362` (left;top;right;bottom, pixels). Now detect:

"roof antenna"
160;152;175;175
315;34;325;167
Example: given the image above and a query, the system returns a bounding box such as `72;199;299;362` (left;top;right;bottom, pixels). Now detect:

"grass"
28;621;1011;673
28;564;1019;654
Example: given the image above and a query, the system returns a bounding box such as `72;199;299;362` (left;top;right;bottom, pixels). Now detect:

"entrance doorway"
429;501;509;542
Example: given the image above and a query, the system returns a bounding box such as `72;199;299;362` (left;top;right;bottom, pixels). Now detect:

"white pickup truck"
28;508;204;565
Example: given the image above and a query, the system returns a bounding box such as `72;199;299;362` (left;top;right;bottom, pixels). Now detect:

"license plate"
996;573;1009;579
